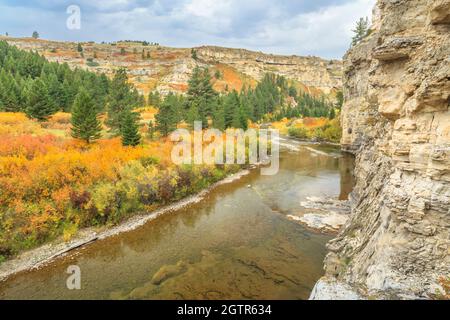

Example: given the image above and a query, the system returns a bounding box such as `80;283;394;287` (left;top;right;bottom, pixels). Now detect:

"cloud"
0;0;376;59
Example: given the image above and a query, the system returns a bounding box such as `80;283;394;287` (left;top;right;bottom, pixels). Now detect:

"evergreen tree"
191;49;198;60
329;107;336;120
155;97;177;137
212;98;225;131
224;90;240;129
32;31;39;39
288;85;297;98
185;67;217;121
148;91;161;107
120;109;141;146
186;101;201;129
25;79;55;121
106;68;141;134
71;88;102;143
77;43;83;52
0;70;20;111
352;17;370;46
0;41;115;115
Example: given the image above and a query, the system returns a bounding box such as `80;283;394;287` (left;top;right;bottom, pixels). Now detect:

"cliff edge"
312;0;450;299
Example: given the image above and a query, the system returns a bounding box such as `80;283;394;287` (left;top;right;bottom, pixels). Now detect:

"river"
0;138;354;300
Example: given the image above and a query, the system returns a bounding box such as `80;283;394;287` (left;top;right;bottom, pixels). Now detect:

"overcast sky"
0;0;376;59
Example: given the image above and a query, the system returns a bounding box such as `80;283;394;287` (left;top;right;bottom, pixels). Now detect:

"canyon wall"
0;37;341;97
312;0;450;299
196;46;342;94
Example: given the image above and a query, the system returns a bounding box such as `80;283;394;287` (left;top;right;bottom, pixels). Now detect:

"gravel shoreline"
0;169;252;282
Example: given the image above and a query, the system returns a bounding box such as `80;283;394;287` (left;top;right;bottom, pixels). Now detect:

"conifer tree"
328;107;336;120
212;98;225;131
224;90;240;129
120;109;141;146
71;88;102;143
156;97;177;137
148;91;161;107
25;79;55;121
352;17;370;46
106;68;139;134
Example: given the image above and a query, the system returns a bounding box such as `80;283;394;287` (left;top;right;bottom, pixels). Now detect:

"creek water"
0;138;354;300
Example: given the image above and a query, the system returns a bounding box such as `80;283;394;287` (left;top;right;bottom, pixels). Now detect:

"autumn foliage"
0;113;239;260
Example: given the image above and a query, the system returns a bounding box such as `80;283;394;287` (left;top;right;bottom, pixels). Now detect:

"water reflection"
0;143;354;300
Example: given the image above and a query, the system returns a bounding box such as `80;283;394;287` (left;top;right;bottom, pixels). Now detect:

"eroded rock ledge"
313;0;450;300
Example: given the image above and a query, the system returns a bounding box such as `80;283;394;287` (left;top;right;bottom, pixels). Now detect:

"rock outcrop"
313;0;450;299
0;37;342;97
196;46;342;94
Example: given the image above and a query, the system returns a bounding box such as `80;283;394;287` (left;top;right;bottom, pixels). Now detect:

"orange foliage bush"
0;112;44;136
0;112;245;259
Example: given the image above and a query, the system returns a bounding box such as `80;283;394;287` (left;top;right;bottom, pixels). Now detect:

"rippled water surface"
0;140;354;300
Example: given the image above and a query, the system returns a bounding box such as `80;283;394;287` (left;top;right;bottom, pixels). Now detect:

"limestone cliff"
0;37;341;97
196;46;342;94
312;0;450;299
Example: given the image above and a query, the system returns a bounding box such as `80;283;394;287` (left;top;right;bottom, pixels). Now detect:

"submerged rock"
151;260;188;285
288;197;351;233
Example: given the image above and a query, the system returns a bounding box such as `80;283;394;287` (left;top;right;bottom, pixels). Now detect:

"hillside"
0;36;342;97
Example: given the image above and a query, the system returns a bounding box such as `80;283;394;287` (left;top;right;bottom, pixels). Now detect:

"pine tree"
106;68;139;134
191;49;198;60
352;17;370;46
32;31;39;39
71;88;102;143
148;91;161;107
0;71;20;112
212;98;225;131
186;102;199;129
329;107;336;120
185;67;217;119
120;109;141;146
224;90;240;128
25;79;55;121
77;43;83;52
156;98;177;137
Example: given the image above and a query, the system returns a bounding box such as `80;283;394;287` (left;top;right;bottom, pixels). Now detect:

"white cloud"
0;0;377;59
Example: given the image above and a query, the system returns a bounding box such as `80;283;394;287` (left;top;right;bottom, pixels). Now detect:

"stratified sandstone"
313;0;449;299
0;37;342;97
196;46;342;94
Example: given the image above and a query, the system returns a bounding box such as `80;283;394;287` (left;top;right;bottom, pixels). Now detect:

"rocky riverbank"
0;170;252;282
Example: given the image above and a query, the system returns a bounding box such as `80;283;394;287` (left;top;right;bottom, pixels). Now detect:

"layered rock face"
1;37;341;97
196;46;342;94
315;0;450;299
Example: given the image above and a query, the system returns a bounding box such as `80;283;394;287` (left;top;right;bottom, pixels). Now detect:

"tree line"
0;41;144;145
153;67;338;136
0;41;338;146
